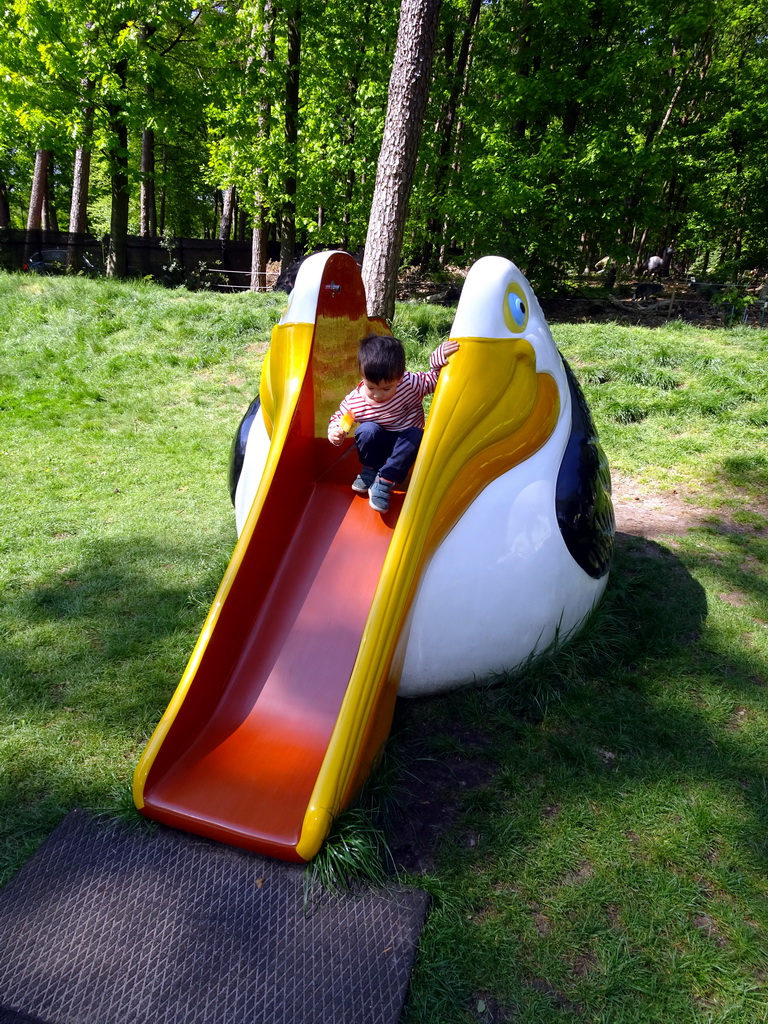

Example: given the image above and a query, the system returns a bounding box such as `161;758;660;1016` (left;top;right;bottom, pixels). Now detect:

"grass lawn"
2;274;768;1022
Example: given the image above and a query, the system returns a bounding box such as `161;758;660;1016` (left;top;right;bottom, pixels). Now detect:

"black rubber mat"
0;810;429;1024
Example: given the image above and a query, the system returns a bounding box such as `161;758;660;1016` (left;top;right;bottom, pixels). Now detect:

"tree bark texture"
67;147;92;270
106;59;129;278
26;149;51;231
140;127;157;237
0;177;10;228
250;218;269;291
69;148;92;234
362;0;442;321
220;184;236;242
280;3;301;272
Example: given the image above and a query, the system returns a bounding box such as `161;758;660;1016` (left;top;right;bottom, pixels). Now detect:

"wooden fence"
0;229;282;290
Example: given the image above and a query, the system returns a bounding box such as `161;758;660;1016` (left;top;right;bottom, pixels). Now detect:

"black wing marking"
228;396;261;505
555;359;615;579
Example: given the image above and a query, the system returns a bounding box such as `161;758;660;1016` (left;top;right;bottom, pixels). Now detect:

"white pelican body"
397;256;612;694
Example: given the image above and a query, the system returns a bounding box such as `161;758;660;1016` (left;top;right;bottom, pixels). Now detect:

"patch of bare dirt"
611;473;714;538
539;292;745;329
611;473;768;541
693;913;729;948
720;592;749;607
395;265;467;303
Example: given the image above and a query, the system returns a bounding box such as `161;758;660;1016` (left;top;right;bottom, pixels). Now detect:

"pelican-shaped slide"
133;251;614;861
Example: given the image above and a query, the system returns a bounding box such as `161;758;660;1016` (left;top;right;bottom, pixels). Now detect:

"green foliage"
0;0;224;236
1;0;766;284
408;0;768;288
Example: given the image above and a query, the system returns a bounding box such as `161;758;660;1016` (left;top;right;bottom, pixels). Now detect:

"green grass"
2;273;768;1022
0;273;286;874
555;320;768;507
395;539;768;1022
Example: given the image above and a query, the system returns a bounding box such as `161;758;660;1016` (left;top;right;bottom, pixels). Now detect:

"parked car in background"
23;249;101;274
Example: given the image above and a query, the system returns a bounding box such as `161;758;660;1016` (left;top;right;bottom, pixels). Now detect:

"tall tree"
362;0;443;319
105;55;129;277
69;79;95;236
250;0;275;292
26;149;51;231
1;0;765;285
279;0;301;271
139;126;157;236
220;184;237;241
419;0;481;267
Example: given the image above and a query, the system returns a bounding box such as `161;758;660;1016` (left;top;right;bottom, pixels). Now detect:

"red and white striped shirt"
329;342;451;435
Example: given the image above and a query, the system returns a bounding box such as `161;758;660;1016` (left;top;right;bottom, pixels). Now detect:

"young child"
328;333;459;512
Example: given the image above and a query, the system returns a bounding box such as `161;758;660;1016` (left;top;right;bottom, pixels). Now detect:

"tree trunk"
340;4;373;252
68;147;92;270
42;157;59;232
423;0;480;267
140;128;157;237
26;149;51;231
342;73;359;251
106;59;129;278
138;25;157;238
0;177;10;228
69;148;92;235
159;146;168;235
251;218;270;291
362;0;442;320
280;2;300;272
68;78;95;270
220;185;236;241
249;0;275;292
69;78;95;237
635;226;650;274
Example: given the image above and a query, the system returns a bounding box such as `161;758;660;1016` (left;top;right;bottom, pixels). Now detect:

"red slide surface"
139;445;402;860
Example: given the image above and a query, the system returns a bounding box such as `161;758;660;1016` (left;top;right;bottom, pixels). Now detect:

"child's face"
362;376;402;404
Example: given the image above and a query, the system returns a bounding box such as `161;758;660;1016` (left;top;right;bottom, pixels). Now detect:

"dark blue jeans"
355;422;423;483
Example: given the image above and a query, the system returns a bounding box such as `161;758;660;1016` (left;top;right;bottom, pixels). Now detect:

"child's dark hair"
358;334;406;383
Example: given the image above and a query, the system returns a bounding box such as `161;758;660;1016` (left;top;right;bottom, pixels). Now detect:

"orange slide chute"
135;454;400;861
133;253;400;861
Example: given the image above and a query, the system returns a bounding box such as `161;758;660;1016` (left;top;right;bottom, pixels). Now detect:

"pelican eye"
503;283;529;333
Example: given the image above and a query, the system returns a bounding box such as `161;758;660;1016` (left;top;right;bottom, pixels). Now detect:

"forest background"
1;0;766;295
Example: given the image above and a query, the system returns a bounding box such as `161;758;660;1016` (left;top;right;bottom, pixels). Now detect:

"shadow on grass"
384;530;767;874
387;532;708;868
2;531;232;718
0;528;234;881
384;533;768;1018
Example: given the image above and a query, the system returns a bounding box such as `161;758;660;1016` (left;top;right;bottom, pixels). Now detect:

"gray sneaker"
351;466;377;494
368;475;395;512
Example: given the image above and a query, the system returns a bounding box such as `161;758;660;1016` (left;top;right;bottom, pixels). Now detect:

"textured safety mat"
0;810;429;1024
